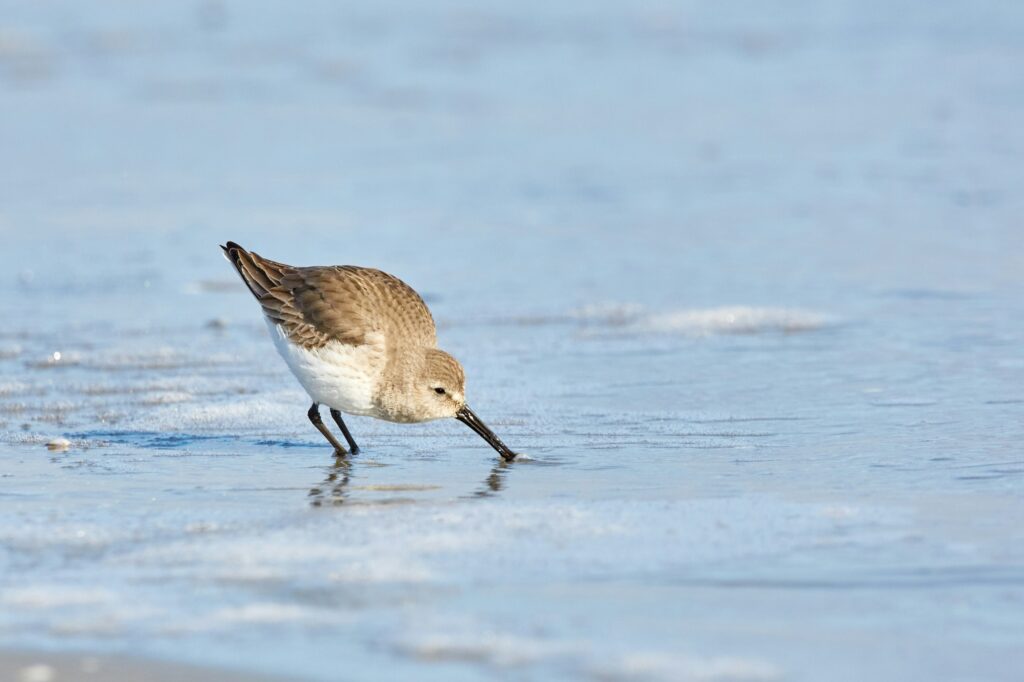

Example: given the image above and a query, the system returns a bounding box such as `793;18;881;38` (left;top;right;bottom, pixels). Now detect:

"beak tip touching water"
456;405;518;462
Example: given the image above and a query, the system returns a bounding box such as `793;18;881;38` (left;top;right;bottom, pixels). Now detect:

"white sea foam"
83;348;238;371
328;557;435;584
590;652;782;682
397;631;585;666
1;586;116;609
208;603;336;626
24;351;82;368
394;622;782;680
125;394;306;432
137;391;195;406
572;303;648;325
16;664;55;682
574;304;827;336
637;306;826;335
0;381;30;396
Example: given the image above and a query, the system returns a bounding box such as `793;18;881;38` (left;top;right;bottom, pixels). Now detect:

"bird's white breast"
266;320;384;416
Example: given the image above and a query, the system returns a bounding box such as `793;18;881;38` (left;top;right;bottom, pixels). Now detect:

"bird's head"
417;348;516;461
419;348;466;418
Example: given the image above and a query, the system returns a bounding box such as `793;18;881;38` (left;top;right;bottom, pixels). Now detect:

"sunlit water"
2;1;1023;680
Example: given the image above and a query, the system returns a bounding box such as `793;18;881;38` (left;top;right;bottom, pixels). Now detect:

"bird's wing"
283;265;438;349
222;242;436;349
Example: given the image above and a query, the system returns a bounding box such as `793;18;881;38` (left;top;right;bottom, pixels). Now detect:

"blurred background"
1;1;1022;681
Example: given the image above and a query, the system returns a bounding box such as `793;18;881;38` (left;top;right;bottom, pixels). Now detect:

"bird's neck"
372;348;428;423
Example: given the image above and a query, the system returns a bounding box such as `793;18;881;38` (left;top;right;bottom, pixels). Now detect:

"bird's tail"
220;241;290;300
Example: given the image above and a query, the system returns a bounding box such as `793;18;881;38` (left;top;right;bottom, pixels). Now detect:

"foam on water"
590;652;781;682
395;626;783;681
127;395;307;434
573;305;828;336
1;587;116;610
0;382;30;397
497;304;828;337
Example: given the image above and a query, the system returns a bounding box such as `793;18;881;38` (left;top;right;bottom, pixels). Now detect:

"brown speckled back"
222;242;437;352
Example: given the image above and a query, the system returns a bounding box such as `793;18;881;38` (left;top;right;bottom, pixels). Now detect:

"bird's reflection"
308;454;513;507
308;453;352;507
470;460;511;498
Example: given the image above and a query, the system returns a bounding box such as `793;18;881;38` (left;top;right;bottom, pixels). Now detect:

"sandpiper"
221;242;517;461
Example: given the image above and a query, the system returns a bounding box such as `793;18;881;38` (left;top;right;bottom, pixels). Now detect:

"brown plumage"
220;241;517;461
221;241;436;350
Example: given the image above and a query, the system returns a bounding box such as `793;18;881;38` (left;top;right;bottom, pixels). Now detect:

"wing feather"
222;242;436;350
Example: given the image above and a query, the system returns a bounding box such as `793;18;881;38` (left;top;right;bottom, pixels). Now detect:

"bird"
220;241;517;461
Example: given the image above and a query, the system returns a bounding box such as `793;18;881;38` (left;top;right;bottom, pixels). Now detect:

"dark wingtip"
221;242;246;264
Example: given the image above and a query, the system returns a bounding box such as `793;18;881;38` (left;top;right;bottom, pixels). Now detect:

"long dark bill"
456;406;517;462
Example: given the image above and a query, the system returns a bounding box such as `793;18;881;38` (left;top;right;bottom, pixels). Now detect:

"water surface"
1;1;1023;680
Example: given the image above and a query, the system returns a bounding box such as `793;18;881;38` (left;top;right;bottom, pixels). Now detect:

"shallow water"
2;1;1024;680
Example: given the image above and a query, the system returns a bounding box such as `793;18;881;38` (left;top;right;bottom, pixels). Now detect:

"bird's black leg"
308;403;347;454
330;408;360;454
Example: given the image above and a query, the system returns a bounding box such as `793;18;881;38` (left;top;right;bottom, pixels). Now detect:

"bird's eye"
434;387;446;395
